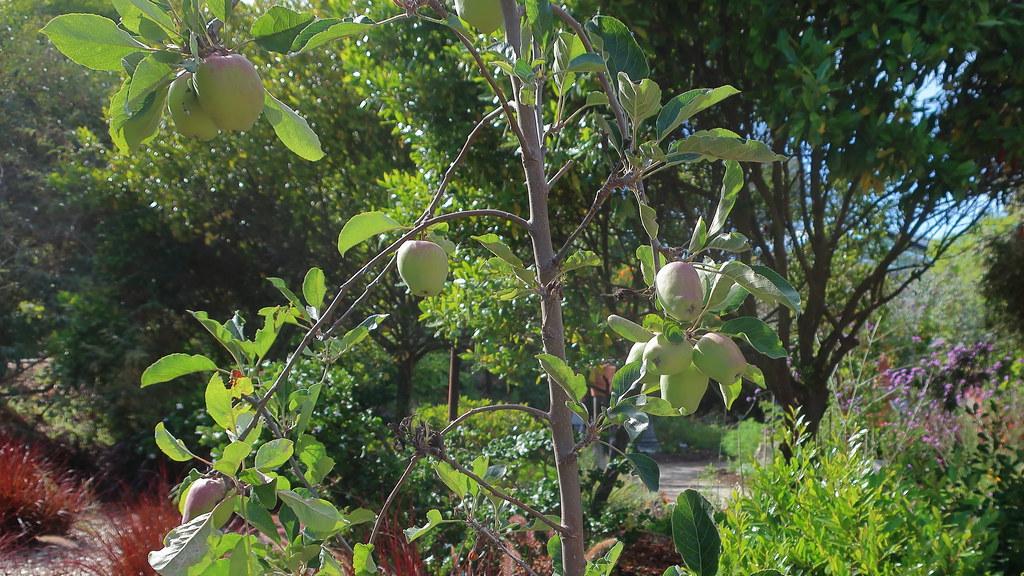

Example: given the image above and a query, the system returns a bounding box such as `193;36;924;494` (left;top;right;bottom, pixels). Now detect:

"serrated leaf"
213;440;252;477
717;261;798;313
433;461;470;499
636;245;655;286
41;14;146;71
352;543;377;576
337;211;403;256
657;86;740;141
562;250;601;274
707;232;750;252
205;373;234;431
472;234;526;269
154;422;196;462
147;504;227;575
672;489;720;576
567;53;605;73
742;364;766;389
125;54;173;116
141;353;218;387
264;92;325;161
638;201;659;239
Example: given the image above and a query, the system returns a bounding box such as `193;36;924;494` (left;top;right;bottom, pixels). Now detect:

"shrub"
720;419;765;472
0;434;89;546
718;424;993;575
652;417;725;455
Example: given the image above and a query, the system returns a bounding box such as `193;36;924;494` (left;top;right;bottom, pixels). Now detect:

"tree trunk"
447;345;461;422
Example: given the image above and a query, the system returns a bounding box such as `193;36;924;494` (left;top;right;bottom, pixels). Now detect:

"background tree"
591;0;1024;430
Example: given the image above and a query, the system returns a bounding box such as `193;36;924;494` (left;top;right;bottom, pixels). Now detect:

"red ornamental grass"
0;434;90;549
67;479;180;576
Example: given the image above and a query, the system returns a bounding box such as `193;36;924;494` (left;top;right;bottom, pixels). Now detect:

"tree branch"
468;519;541;576
369;456;421;546
441;403;550;436
553;173;620;265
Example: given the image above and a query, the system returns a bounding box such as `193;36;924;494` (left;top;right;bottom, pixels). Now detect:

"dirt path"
654;455;739;504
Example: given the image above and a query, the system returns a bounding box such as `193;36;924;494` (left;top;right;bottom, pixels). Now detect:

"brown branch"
552;174;620;265
468;519;541;576
369;456;421;546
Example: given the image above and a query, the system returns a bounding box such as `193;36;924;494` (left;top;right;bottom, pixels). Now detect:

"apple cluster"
168;53;265;141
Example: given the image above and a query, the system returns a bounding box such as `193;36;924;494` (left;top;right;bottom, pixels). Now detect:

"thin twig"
468;520;541;576
441;404;550;436
436;453;568;534
552;174;619;264
238;209;530;441
369;456;421;546
546;159;575;188
449;29;528;146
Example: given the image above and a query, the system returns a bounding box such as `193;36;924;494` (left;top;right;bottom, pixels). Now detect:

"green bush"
718;426;993;575
721;418;765;472
652;416;725;455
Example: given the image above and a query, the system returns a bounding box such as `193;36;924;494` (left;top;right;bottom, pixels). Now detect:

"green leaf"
717;377;743;410
255;439;295;471
688;216;707;253
567;53;605;73
404;509;447;543
637;201;659;239
719;317;786;359
707;232;749;253
708;284;749;314
742;364;766;389
618;73;662;128
154;422;196;462
637;397;680;417
328;314;389;358
607;314;654;343
302;267;327;311
672;489;721;576
585;541;624;576
213;440;252;477
627;452;660;491
208;0;233;22
562;250;601;274
709;160;743;236
672;130;786;163
297;435;336;484
266;278;307;320
537;353;587;401
525;0;553;43
717;261;799;314
263;92;325;161
279;490;344;534
109;76;167;153
472;234;526;269
750;265;801;314
125;54;174;116
585;16;649;82
337;211;403;256
657;86;740;141
433;461;470;499
636;245;655;286
205;373;234;431
612;361;643;399
293;18;375;53
147;502;230;576
553;31;585;96
251;6;315;53
236;497;278;540
352;543;377;576
41;14;146;71
141;353;218;387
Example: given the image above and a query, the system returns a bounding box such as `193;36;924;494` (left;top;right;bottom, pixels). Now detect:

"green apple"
660;363;709;414
656;261;704;323
642;333;693;376
181;477;227;523
397;240;449;297
694;332;747;384
167;73;219;140
455;0;504;34
195;53;264;131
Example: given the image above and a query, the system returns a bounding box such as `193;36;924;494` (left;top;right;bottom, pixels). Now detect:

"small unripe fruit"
656;262;704;323
195;53;264;131
167;73;219;141
397;240;449;297
694;332;746;384
455;0;504;34
660;363;709;414
181;477;227;523
642;334;693;376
